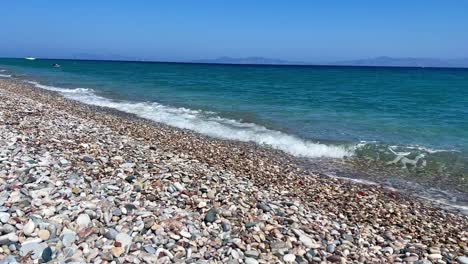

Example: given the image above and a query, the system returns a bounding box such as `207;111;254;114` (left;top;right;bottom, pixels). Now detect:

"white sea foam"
0;74;12;78
0;69;6;72
25;80;352;158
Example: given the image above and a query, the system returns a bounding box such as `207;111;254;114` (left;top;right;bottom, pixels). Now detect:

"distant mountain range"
192;56;296;65
192;56;468;68
334;56;468;68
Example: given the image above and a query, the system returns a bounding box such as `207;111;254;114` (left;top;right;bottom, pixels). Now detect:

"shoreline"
5;77;468;213
1;79;467;263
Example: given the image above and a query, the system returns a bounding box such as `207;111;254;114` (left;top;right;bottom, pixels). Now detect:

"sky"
1;1;468;62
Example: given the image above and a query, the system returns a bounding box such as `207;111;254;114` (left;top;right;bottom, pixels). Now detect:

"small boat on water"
25;57;36;60
52;63;61;68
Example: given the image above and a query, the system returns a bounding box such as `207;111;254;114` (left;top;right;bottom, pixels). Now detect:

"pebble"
245;257;259;264
38;230;50;241
458;256;468;264
62;230;77;247
428;253;443;261
115;232;132;250
299;235;320;249
284;253;296;262
245;250;260;258
42;247;53;262
204;208;217;223
76;213;91;229
0;212;10;223
111;246;124;257
104;228;118;240
22;219;35;236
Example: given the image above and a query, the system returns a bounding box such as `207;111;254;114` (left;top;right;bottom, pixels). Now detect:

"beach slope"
0;79;467;263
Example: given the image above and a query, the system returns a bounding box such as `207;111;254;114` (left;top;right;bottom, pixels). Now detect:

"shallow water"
1;58;467;205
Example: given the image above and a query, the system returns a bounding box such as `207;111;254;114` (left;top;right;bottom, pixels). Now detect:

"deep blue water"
1;58;467;201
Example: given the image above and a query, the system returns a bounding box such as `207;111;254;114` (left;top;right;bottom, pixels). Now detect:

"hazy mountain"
333;56;468;68
192;56;298;65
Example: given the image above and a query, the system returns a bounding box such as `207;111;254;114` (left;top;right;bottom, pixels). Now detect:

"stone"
112;208;122;216
144;245;156;254
428;254;443;261
179;230;191;238
42;247;53;262
38;230;50;241
0;233;18;246
105;228;118;240
270;241;288;254
245;257;259;264
0;212;10;223
405;256;419;262
245;250;259;258
62;230;77;247
111;247;124;257
299;235;320;249
327;244;336;253
204;208;217;223
82;156;94;163
20;241;46;259
457;256;468;264
125;175;136;183
23;219;36;236
173;182;185;191
284;254;296;262
382;246;394;255
256;202;272;212
245;222;258;228
115;233;132;249
76;214;91;229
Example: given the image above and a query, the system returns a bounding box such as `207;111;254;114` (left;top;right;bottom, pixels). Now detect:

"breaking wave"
25;80;353;158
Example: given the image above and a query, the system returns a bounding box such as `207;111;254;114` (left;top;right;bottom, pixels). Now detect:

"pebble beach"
0;78;467;263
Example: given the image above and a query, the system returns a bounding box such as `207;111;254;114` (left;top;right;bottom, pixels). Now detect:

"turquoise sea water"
1;58;467;206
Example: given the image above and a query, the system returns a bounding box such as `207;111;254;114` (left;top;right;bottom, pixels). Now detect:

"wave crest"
25;80;352;158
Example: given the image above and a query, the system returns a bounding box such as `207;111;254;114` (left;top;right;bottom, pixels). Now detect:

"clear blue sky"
1;1;467;62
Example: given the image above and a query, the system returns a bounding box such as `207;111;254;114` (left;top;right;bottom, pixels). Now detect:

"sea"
1;58;467;210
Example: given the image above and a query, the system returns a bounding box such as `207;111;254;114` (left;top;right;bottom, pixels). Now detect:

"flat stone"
179;230;191;238
457;256;468;264
115;233;132;249
0;212;10;223
62;230;77;247
270;241;288;254
82;156;94;163
284;254;296;262
105;228;118;240
245;257;259;264
245;250;259;258
42;247;53;262
327;244;336;253
112;208;122;216
300;235;320;249
20;241;46;259
23;219;36;236
204;208;217;223
256;202;272;212
38;230;50;241
144;245;156;254
111;247;124;257
76;214;91;229
173;182;185;191
0;233;18;246
245;222;258;228
428;254;443;261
